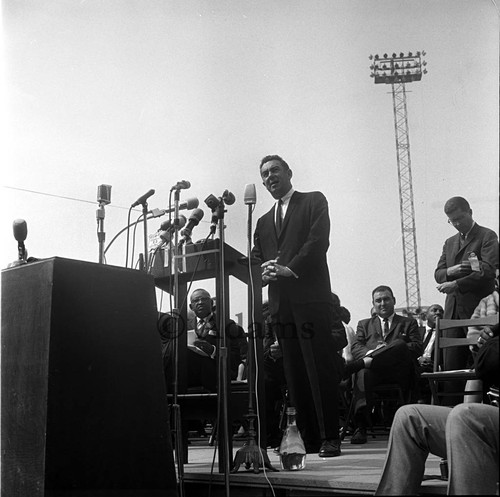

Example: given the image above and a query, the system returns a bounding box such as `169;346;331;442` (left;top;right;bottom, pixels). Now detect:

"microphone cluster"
178;209;204;246
159;215;187;244
106;180;259;269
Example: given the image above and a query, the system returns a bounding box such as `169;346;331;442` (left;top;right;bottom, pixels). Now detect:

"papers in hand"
187;331;215;358
364;342;387;357
189;343;211;357
187;330;208;356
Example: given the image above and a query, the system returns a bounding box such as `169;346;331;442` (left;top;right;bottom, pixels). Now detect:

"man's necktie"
197;320;207;338
383;318;390;339
423;329;433;349
459;233;466;249
276;199;283;234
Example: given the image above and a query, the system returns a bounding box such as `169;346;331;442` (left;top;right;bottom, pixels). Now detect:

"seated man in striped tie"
187;288;247;392
349;285;423;444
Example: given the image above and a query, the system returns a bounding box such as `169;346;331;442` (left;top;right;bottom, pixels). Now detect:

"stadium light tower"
369;51;428;317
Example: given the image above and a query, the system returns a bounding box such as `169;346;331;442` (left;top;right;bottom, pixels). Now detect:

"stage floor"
180;434;447;496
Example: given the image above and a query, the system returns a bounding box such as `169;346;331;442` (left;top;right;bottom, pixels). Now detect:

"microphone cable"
125;207;133;268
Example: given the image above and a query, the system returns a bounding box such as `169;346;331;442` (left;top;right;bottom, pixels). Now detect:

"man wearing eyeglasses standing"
434;196;498;403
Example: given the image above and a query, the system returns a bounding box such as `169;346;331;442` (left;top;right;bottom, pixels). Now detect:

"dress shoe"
350;427;367;444
318;439;341;457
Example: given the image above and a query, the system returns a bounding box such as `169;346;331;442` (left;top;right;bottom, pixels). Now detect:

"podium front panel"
1;257;177;496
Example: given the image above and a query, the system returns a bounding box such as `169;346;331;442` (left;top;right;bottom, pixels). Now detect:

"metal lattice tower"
369;51;428;316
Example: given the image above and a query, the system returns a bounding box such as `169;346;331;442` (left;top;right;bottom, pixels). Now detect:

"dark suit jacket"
351;314;423;362
434;223;498;319
252;190;332;316
196;314;247;380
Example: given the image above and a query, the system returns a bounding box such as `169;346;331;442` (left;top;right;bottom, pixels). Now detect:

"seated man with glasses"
187;288;247;392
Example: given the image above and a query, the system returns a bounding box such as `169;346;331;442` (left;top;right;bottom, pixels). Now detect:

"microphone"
171;180;191;191
160;214;187;232
244;184;256;205
150;197;199;217
97;184;112;205
131;189;155;207
159;230;173;244
222;189;236;205
179;208;204;245
13;219;27;242
12;219;28;264
182;197;199;210
158;216;187;246
205;194;220;211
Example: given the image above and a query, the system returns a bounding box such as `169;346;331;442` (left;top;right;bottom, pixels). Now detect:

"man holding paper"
350;285;422;444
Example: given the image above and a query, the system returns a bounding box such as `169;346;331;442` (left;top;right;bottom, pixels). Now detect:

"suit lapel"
388;314;401;336
460;223;479;253
371;317;382;339
453;224;480;262
262;207;278;242
278;191;299;240
452;233;465;263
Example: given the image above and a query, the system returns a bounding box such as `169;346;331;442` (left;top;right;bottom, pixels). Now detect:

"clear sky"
2;0;499;327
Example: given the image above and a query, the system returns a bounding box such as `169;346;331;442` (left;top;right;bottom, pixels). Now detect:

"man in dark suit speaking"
252;155;344;458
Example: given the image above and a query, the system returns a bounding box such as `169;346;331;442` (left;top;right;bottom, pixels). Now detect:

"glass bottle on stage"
279;406;306;471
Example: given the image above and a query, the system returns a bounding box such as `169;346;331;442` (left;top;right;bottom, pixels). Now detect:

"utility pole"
369;51;428;318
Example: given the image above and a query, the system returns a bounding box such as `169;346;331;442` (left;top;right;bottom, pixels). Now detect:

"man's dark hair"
372;285;395;299
444;196;471;214
259;155;290;171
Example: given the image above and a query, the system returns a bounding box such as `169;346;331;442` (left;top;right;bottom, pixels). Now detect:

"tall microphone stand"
231;201;278;473
211;198;232;497
170;188;185;497
141;202;150;272
97;201;107;264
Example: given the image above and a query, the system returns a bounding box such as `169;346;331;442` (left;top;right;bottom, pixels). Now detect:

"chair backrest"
432;314;499;372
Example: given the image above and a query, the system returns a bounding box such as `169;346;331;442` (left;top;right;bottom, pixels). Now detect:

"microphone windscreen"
190;208;205;223
222;190;236;205
178;215;187;229
13;219;27;242
159;230;172;243
160;214;187;231
244;184;257;205
97;184;112;204
185;197;199;209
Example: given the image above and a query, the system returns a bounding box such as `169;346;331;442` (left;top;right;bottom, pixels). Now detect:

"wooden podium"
153;239;264;390
1;258;177;496
152;239;267;465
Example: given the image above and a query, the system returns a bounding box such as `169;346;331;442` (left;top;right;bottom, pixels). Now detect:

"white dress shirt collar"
378;313;395;328
276;188;295;218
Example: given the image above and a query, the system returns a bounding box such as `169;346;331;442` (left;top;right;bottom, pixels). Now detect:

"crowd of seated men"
158;278;498;447
159;198;499;452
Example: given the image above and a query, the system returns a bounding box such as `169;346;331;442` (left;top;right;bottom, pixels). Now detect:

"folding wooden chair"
421;314;498;405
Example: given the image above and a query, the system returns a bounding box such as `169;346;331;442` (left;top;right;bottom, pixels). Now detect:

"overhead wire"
3;185;133;210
